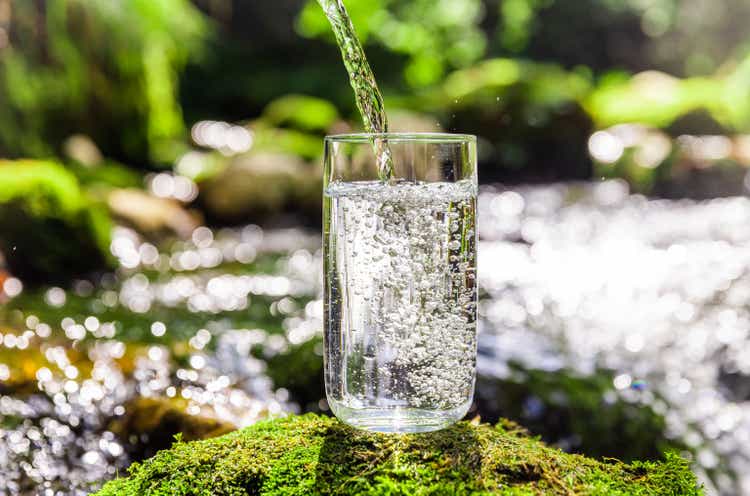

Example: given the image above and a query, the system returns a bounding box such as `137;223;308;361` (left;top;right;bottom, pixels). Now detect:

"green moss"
67;160;143;190
94;414;701;496
0;159;113;283
475;364;684;463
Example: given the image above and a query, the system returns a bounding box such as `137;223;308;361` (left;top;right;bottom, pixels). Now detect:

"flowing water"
316;0;394;180
6;184;750;493
323;181;478;431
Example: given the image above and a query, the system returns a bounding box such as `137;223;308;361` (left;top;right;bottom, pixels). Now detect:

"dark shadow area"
313;421;483;494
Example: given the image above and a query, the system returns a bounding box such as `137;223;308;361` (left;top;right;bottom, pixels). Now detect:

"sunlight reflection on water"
477;180;750;495
1;180;749;494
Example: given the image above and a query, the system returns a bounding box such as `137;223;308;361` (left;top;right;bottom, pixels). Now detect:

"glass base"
328;399;472;434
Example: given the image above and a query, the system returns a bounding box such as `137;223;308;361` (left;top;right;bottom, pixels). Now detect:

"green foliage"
67;161;144;190
93;414;701;495
0;0;206;164
251;123;325;160
298;0;383;43
0;160;113;283
439;58;592;104
0;160;84;216
585;55;750;132
714;54;750;131
397;58;594;180
262;95;340;132
585;72;721;129
496;0;750;76
3;0;749;176
499;0;553;52
299;0;487;87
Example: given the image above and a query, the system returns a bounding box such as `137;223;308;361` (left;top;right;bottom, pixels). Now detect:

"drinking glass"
323;133;478;433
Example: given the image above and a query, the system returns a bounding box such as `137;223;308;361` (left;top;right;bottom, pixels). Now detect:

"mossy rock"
94;414;701;495
474;366;682;463
108;397;236;461
0;160;113;284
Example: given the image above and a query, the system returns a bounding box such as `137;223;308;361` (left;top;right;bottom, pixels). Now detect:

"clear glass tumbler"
323;133;478;433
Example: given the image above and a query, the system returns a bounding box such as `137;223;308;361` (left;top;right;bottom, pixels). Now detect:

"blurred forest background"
3;0;750;205
2;0;750;494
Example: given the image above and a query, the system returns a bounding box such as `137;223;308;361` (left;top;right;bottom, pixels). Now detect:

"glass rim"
325;132;476;144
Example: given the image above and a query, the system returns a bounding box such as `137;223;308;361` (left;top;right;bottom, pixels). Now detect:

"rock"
109;397;235;442
63;134;104;167
474;369;679;463
0;160;113;284
388;109;444;133
199;152;321;224
108;189;201;238
109;397;235;461
93;414;701;495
